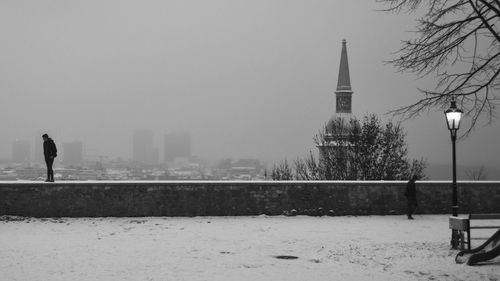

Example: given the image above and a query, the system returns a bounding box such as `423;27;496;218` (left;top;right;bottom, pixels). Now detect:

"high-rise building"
62;141;84;166
133;129;158;165
318;39;355;156
164;132;191;162
12;140;31;163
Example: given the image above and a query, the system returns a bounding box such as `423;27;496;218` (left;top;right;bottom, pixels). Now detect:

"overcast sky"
1;0;499;166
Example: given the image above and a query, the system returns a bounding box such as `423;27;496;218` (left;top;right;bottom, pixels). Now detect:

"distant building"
14;166;44;180
133;129;158;165
318;39;356;158
164;132;191;162
12;140;31;164
212;158;264;180
230;159;263;179
58;167;104;180
62;141;84;166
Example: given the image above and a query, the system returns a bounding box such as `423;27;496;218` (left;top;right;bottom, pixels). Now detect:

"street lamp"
444;97;463;248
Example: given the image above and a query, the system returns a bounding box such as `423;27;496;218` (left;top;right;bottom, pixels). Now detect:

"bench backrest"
469;214;500;220
449;216;469;230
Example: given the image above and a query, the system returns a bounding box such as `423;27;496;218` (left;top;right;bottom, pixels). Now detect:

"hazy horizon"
1;0;499;167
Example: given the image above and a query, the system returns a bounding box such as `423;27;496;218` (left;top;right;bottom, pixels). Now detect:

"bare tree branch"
379;0;500;135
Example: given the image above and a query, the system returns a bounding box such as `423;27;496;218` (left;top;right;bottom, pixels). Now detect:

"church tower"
335;39;353;115
318;39;355;156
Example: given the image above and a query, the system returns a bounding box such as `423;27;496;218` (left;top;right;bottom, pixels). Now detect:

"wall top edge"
0;180;499;185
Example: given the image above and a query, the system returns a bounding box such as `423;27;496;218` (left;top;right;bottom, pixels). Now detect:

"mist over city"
1;0;499;180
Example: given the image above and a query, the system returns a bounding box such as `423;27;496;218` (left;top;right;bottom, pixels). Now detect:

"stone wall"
0;181;499;217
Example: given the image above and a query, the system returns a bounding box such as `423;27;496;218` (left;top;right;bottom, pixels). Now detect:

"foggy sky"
1;0;499;166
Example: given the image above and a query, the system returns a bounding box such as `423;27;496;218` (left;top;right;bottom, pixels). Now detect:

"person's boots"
408;215;414;220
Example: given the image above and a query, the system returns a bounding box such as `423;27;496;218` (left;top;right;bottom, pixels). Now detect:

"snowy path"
1;215;499;281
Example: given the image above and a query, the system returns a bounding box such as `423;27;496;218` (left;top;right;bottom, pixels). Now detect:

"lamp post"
444;97;463;249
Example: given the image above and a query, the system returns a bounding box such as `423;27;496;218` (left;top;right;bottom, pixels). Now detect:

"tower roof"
336;39;352;92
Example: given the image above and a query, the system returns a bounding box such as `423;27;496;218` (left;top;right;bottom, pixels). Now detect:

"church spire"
336;39;352;92
335;39;353;114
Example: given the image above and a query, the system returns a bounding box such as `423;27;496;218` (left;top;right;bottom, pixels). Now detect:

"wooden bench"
450;214;500;250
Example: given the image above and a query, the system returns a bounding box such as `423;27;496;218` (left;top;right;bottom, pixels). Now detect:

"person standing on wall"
404;175;418;219
42;134;57;182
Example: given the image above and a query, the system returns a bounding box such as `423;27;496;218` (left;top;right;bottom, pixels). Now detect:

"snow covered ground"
1;215;499;281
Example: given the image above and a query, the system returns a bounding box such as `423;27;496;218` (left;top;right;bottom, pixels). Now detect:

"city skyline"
1;0;499;168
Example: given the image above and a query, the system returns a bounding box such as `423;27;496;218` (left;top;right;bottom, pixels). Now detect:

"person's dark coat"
43;138;57;160
405;178;417;200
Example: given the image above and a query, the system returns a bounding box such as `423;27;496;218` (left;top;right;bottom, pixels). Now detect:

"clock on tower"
336;95;351;113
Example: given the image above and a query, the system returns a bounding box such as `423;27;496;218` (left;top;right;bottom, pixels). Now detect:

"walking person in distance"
405;175;418;220
42;134;57;182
